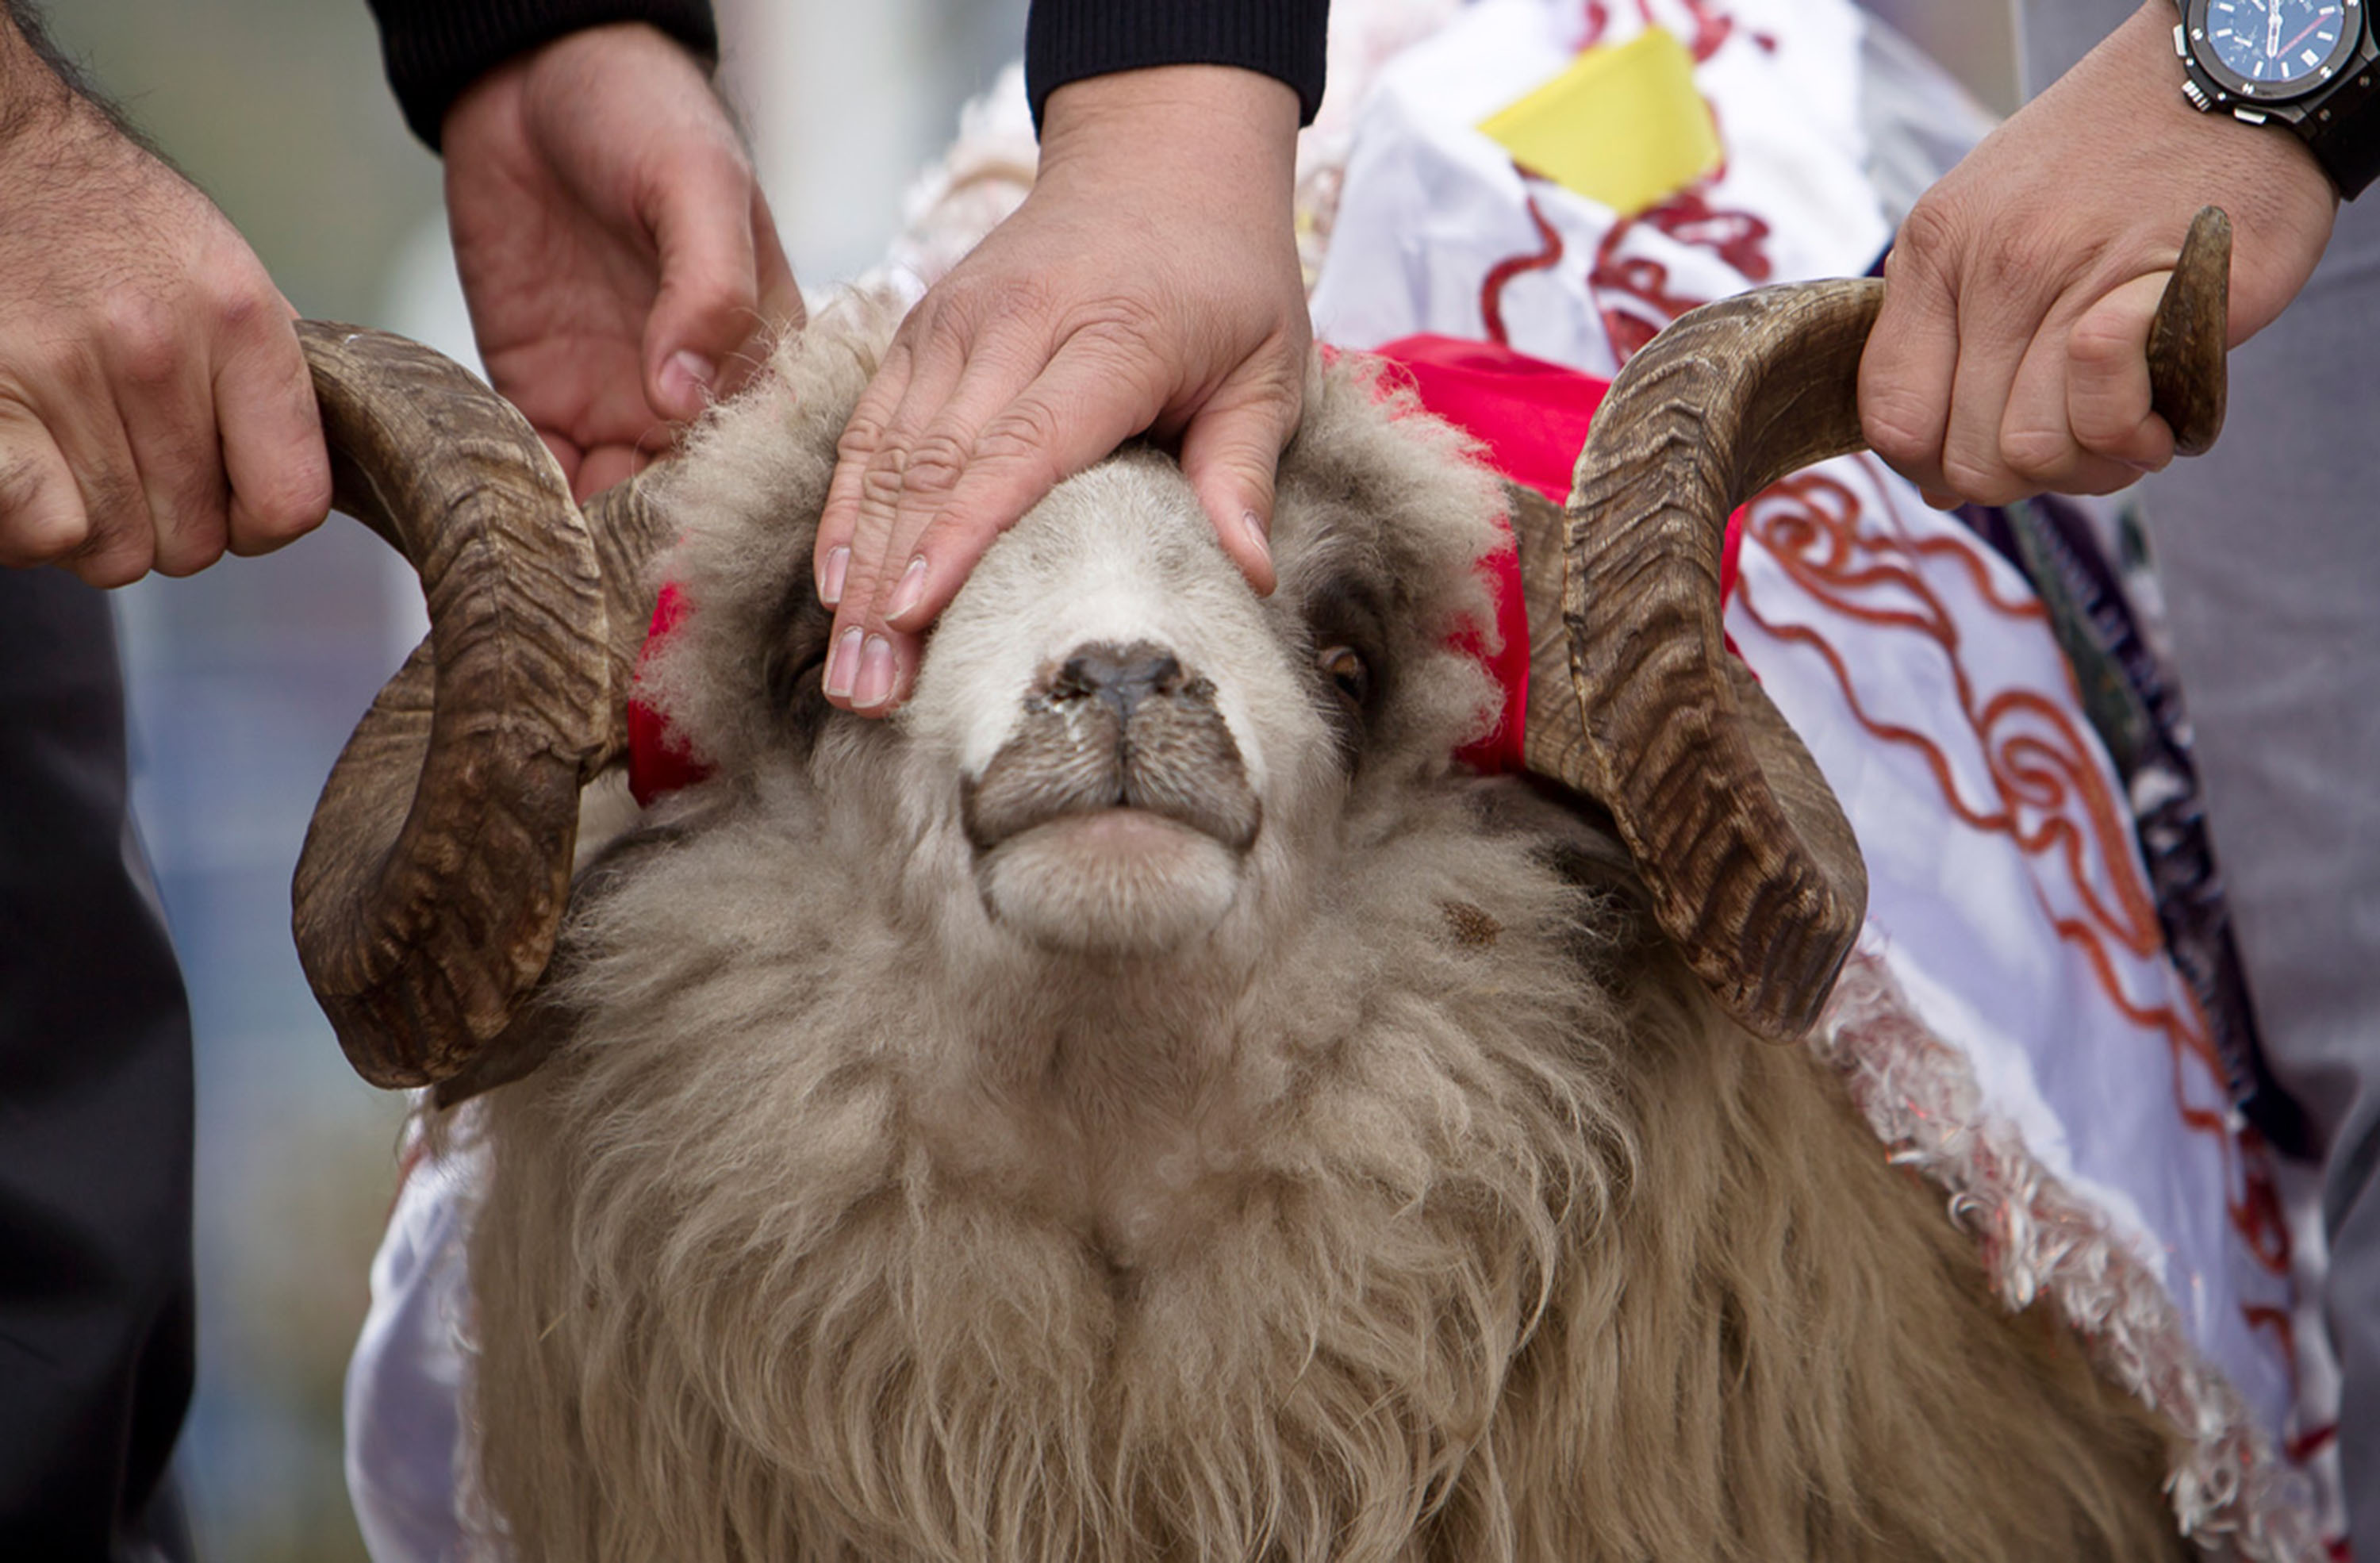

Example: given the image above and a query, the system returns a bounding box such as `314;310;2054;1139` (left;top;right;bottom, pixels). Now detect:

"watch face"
2197;0;2363;97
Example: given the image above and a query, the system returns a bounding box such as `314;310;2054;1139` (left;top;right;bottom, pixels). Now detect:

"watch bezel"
2182;0;2367;105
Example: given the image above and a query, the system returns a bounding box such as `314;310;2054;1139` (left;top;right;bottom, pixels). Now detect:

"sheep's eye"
1318;644;1370;712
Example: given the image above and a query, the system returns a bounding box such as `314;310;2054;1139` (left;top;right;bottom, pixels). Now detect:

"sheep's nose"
1052;641;1185;722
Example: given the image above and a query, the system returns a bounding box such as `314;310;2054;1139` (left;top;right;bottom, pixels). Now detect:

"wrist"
2152;0;2372;199
2102;2;2336;203
1038;65;1300;215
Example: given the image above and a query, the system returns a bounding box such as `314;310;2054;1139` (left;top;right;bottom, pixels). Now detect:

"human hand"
0;16;328;586
442;22;800;501
815;64;1310;715
1860;0;2337;506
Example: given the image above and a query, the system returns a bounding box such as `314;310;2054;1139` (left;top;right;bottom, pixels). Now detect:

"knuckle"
208;277;275;338
234;469;331;549
856;451;910;519
1890;198;1967;282
105;298;183;387
1859;390;1938;471
73;546;151;590
1938;450;2021;508
66;509;154;586
926;273;1053;348
152;518;229;578
835;407;892;469
0;493;82;567
973;398;1066;471
897;429;970;501
82;464;145;536
1997;426;2072;483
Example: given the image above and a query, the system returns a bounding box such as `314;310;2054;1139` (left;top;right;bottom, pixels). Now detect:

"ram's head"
284;212;2231;1100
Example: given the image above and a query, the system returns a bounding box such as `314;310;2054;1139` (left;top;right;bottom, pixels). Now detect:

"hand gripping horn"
289;322;670;1089
1508;206;2232;1041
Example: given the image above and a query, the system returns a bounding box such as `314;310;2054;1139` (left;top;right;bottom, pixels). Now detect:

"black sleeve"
366;0;718;151
1025;0;1330;132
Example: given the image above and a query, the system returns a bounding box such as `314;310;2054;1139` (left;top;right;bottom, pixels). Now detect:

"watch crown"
2182;78;2213;110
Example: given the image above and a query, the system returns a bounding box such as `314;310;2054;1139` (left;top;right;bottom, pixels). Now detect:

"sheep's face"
643;300;1514;982
913;455;1287;958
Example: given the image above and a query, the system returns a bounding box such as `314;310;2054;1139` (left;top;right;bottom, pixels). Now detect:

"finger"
816;336;922;611
1860;242;1964;496
820;332;987;716
29;367;155;587
0;409;94;572
1935;285;2044;507
2067;272;2175;470
109;317;231;577
1995;300;2164;497
213;304;331;558
641;144;770;422
820;620;925;716
1177;366;1303;597
842;324;1087;638
822;313;987;643
869;342;1169;643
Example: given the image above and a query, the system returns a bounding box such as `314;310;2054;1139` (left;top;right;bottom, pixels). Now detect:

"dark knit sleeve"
1025;0;1330;131
366;0;719;150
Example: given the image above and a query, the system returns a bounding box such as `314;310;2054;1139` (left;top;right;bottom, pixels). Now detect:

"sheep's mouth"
960;672;1261;856
962;760;1261;857
960;657;1261;956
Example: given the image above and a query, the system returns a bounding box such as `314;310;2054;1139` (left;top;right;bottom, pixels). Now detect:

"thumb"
1180;374;1303;597
2067;271;2171;468
641;149;771;422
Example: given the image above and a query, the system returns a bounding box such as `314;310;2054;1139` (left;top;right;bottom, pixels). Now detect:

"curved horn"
290;321;612;1088
1534;206;2231;1040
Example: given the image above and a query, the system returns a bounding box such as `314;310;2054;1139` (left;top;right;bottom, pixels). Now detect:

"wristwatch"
2171;0;2380;197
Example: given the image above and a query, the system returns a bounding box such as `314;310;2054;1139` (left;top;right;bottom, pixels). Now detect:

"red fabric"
1373;333;1745;774
624;336;1746;801
627;582;712;807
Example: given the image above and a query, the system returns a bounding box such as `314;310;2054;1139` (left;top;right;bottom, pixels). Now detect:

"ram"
294;217;2234;1560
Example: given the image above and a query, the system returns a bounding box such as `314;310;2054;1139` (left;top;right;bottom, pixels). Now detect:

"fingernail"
1241;509;1273;564
886;556;927;622
823;627;862;699
853;635;895;710
662;351;719;414
820;545;849;608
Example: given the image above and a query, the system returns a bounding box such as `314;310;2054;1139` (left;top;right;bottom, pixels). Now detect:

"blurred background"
40;2;1021;1557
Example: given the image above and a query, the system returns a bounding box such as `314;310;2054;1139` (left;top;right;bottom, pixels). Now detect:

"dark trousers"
0;570;196;1561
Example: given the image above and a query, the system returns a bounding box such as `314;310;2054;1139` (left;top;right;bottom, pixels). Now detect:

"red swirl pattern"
1734;470;2290;1282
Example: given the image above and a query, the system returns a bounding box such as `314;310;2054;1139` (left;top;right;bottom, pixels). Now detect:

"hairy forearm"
0;3;115;134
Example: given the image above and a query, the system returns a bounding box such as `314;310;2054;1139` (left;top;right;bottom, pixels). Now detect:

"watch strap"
2303;67;2380;198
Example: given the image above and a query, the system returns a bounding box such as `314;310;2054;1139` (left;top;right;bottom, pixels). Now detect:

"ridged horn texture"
1547;207;2232;1041
290;321;612;1088
2149;206;2232;456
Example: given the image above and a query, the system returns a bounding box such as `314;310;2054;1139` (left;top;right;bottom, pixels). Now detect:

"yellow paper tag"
1477;28;1721;219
